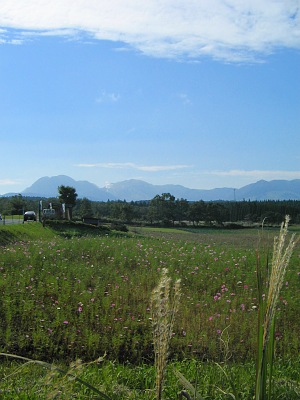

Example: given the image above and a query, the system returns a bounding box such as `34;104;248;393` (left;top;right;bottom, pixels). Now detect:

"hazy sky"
1;1;300;194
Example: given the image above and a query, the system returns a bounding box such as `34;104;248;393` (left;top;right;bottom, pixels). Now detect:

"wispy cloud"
96;91;120;103
76;162;190;171
138;164;190;172
178;93;192;105
208;170;300;180
0;1;299;62
0;179;22;186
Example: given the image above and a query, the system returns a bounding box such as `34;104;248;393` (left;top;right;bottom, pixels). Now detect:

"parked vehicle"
24;211;37;222
42;209;56;219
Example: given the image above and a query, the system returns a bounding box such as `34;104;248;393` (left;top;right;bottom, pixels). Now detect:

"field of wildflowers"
0;223;299;398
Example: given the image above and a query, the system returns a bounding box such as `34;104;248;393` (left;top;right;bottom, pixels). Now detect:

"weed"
151;268;181;400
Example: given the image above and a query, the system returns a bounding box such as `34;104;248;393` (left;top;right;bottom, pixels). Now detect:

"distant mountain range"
2;175;300;201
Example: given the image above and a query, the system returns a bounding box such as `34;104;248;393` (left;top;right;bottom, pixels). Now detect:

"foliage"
109;201;135;223
149;193;177;225
1;358;299;399
78;197;94;218
171;216;298;400
10;194;26;214
58;185;78;220
255;216;296;400
58;186;78;207
0;224;299;365
0;194;27;215
43;219;111;237
0;353;111;399
2;194;300;226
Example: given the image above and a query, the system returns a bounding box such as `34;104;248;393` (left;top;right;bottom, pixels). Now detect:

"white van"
43;209;56;219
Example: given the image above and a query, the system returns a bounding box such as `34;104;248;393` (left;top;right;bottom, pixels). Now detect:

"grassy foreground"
0;358;299;399
0;222;299;398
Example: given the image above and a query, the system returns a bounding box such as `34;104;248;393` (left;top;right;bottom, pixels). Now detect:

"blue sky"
0;1;300;195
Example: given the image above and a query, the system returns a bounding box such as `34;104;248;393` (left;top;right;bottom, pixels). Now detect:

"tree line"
1;189;299;226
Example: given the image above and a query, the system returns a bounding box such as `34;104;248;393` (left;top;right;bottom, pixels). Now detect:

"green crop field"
0;223;299;399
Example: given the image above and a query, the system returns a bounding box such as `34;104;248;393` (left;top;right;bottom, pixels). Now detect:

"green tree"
175;198;189;224
120;202;135;223
109;201;135;223
58;186;78;220
109;201;123;221
94;201;110;220
79;198;93;218
149;193;176;226
10;194;26;215
188;200;206;225
205;202;226;225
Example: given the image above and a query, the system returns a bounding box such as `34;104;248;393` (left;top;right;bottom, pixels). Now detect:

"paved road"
0;217;26;226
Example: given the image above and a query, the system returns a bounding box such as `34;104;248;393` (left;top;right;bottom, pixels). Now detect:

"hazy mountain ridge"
2;175;300;201
21;175;114;201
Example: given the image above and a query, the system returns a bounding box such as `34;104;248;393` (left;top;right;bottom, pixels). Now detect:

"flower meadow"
0;225;299;370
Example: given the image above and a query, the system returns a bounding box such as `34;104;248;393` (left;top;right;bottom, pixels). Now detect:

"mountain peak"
3;175;299;202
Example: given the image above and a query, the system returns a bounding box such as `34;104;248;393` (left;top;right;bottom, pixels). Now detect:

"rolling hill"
2;175;300;201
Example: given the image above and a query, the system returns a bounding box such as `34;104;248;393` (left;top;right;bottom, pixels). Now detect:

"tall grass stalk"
151;268;181;400
0;353;112;399
173;216;297;400
255;215;296;400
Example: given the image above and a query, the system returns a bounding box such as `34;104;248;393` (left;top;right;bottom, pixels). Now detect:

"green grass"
133;227;193;234
43;219;111;238
0;359;299;399
0;223;56;245
0;223;299;398
0;224;298;362
0;220;112;245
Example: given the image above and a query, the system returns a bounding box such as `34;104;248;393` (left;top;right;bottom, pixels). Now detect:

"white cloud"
138;164;190;172
208;170;300;180
0;179;22;185
77;162;135;169
0;1;299;61
76;162;190;171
